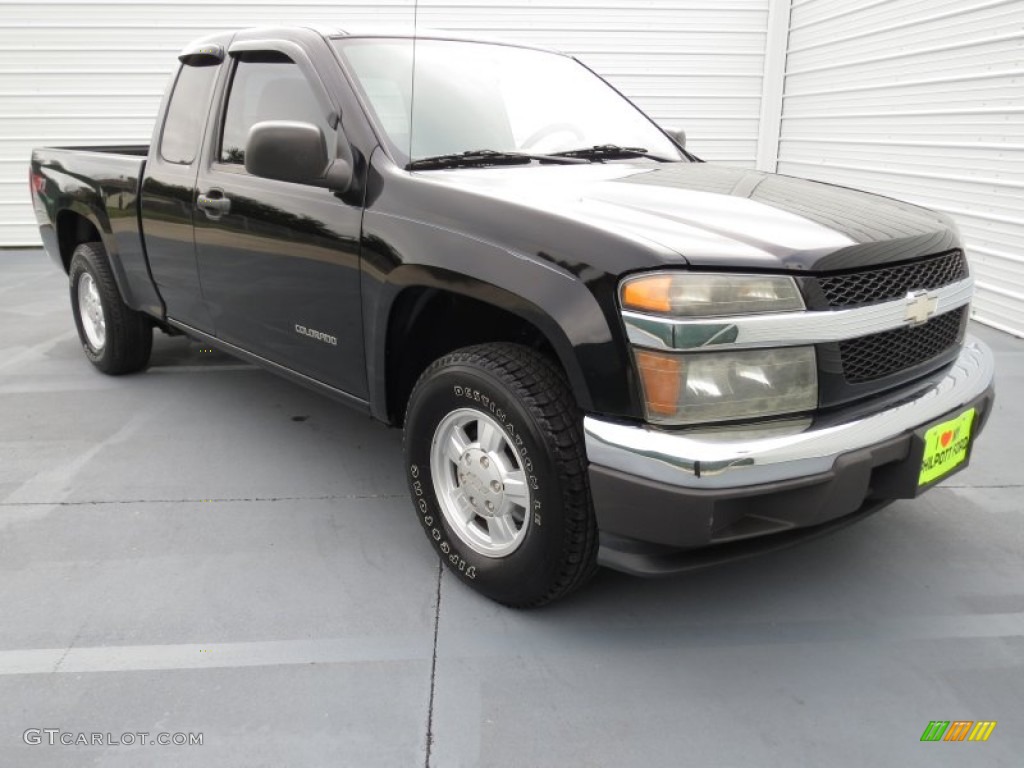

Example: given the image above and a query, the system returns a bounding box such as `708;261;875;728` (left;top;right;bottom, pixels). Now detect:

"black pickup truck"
30;27;995;606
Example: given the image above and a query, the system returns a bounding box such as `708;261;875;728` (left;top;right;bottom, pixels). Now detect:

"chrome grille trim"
622;276;973;351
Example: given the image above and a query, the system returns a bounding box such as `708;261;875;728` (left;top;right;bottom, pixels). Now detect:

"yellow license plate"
919;408;976;486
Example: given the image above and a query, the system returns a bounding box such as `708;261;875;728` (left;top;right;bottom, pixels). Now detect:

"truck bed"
46;144;149;156
30;145;161;317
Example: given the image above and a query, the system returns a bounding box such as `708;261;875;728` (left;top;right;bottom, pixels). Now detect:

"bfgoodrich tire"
404;343;598;607
68;241;152;375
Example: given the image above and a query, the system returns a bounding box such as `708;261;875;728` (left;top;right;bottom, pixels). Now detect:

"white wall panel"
779;0;1024;335
0;0;771;245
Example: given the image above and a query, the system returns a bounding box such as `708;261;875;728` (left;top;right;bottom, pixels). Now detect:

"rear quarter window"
159;64;218;165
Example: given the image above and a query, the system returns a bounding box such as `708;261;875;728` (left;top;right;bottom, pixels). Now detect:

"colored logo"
920;721;997;742
919;408;975;486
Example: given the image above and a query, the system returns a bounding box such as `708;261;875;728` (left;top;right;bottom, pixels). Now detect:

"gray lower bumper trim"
584;336;995;490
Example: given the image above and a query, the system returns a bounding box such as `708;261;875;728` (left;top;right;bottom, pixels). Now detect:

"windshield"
333;37;685;166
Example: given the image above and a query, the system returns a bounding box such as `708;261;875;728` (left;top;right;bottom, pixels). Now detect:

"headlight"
634;346;817;424
622;271;815;425
621;273;804;316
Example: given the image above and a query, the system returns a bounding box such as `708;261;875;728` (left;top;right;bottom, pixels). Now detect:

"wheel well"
386;288;562;425
55;211;101;272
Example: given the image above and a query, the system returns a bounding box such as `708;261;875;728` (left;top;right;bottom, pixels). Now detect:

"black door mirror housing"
244;120;351;192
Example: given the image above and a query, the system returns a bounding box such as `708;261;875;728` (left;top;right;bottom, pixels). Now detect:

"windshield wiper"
547;144;672;162
407;149;586;171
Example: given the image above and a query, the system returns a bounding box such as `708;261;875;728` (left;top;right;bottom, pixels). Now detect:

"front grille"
815;250;967;308
839;307;966;383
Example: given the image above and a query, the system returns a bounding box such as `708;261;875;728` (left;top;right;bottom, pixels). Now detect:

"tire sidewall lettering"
448;384;541;519
409;462;479;579
406;376;557;586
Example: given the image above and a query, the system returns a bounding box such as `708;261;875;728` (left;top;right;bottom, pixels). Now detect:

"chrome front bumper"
584;336;995;490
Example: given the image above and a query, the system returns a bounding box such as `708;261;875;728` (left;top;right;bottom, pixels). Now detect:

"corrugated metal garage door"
777;0;1024;335
0;0;770;246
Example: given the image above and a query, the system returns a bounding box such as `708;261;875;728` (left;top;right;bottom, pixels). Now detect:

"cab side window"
220;54;332;166
160;63;218;165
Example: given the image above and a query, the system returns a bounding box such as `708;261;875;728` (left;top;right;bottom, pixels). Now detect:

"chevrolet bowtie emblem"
905;290;939;326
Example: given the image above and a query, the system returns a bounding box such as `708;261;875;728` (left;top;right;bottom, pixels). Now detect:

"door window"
220;55;333;166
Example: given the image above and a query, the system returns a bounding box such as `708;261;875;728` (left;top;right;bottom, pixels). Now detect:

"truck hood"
425;162;958;272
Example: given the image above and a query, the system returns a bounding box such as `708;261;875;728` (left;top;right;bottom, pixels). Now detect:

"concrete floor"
0;248;1021;767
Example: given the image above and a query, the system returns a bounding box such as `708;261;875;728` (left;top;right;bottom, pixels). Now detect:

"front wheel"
68;241;152;375
403;343;598;607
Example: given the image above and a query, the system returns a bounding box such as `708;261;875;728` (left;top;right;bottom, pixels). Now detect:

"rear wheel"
69;241;152;374
404;343;598;607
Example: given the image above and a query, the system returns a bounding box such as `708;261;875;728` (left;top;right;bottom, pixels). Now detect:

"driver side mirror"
245;120;352;192
662;126;687;149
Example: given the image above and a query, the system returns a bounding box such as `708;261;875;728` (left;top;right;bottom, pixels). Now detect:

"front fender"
360;210;642;422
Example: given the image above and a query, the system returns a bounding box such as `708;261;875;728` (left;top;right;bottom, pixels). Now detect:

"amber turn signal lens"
634;349;682;416
621;272;805;316
621;275;673;313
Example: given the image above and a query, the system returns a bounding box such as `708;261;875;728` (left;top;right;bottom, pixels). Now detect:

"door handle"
196;190;231;217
